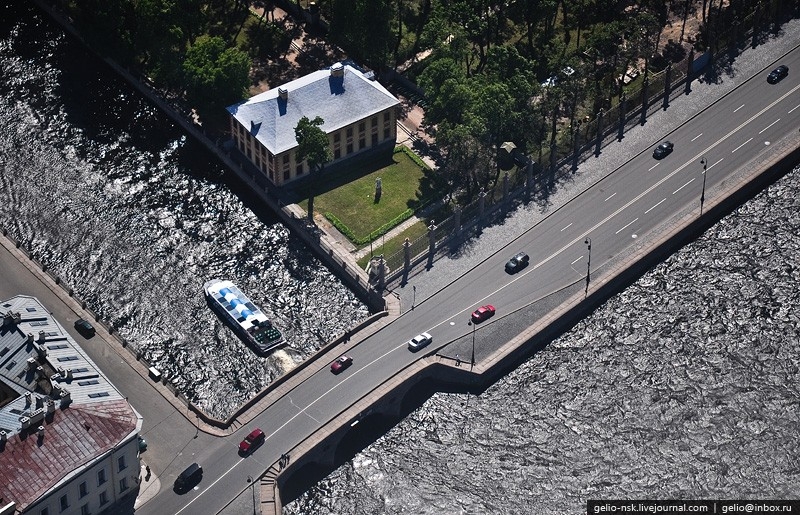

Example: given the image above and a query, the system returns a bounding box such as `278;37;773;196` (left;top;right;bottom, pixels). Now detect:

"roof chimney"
331;63;345;78
278;87;288;100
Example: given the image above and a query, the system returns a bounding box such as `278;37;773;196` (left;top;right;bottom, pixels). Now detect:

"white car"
408;332;432;351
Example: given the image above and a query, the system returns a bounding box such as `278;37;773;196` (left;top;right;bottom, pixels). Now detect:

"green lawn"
299;148;431;243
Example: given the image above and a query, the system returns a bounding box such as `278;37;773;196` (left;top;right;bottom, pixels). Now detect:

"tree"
294;116;332;222
182;35;251;118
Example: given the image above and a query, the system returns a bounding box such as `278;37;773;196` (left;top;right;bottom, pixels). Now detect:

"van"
174;463;202;491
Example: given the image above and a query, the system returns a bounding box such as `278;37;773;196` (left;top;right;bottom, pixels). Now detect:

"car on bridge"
407;332;432;352
767;65;788;84
331;355;353;374
471;305;496;324
239;427;266;455
652;141;674;159
505;252;529;273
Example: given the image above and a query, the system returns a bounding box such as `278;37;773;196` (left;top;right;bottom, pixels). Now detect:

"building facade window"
346;143;353;154
79;481;88;498
80;504;90;515
359;137;365;149
371;116;378;127
283;169;290;181
334;148;341;159
384;111;390;122
99;491;108;506
97;469;106;486
346;127;353;137
383;127;390;139
118;456;126;472
59;495;68;512
40;508;49;515
372;133;379;146
296;163;303;175
120;478;128;492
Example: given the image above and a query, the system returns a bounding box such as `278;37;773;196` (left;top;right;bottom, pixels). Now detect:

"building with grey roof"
0;295;142;515
227;62;401;186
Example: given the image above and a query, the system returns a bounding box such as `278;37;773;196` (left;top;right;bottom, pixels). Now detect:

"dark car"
505;252;530;273
652;141;674;159
74;318;96;338
330;355;353;374
238;428;265;455
174;462;203;493
471;305;496;324
767;65;788;84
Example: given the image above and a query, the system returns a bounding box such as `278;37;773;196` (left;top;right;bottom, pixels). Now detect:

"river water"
3;4;799;514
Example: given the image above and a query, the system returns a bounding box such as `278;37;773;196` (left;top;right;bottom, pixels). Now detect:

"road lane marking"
705;158;723;172
604;192;617;201
561;223;573;231
616;218;639;235
759;119;780;134
789;104;800;114
734;104;745;112
691;133;703;142
732;137;753;153
175;460;245;515
648;163;660;171
571;256;583;265
673;178;695;195
645;198;666;214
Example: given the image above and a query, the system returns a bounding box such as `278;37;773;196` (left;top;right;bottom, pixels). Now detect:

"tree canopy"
182;35;251;116
294;116;332;173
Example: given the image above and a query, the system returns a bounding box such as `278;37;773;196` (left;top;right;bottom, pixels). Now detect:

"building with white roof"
227;62;401;186
0;296;142;515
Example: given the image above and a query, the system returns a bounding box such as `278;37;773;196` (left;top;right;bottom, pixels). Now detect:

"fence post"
685;49;694;95
640;76;650;126
594;108;604;156
662;64;672;110
427;220;437;268
618;92;627;141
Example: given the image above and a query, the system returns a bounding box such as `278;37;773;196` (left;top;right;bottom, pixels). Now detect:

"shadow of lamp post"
584;237;592;296
700;157;707;215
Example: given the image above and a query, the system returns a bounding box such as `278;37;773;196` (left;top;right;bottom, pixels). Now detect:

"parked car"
505;252;530;273
174;462;203;492
330;355;353;374
767;65;788;84
407;332;433;352
73;318;95;338
238;428;266;455
652;141;674;159
471;305;496;324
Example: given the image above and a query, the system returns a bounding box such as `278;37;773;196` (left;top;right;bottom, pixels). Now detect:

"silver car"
408;332;432;351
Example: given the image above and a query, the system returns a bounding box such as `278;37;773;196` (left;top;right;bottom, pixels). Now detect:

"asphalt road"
133;47;800;515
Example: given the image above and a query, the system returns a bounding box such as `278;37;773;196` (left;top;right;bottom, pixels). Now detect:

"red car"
238;428;265;455
330;355;353;374
471;305;496;323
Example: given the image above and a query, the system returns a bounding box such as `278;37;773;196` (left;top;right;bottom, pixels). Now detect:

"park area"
296;146;433;250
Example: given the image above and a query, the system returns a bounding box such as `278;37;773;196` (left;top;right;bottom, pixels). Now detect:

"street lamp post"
584;237;592;296
700;157;708;215
470;321;476;371
412;285;416;310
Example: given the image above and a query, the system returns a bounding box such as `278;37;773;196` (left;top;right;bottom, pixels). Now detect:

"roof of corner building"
227;64;400;155
0;295;140;511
